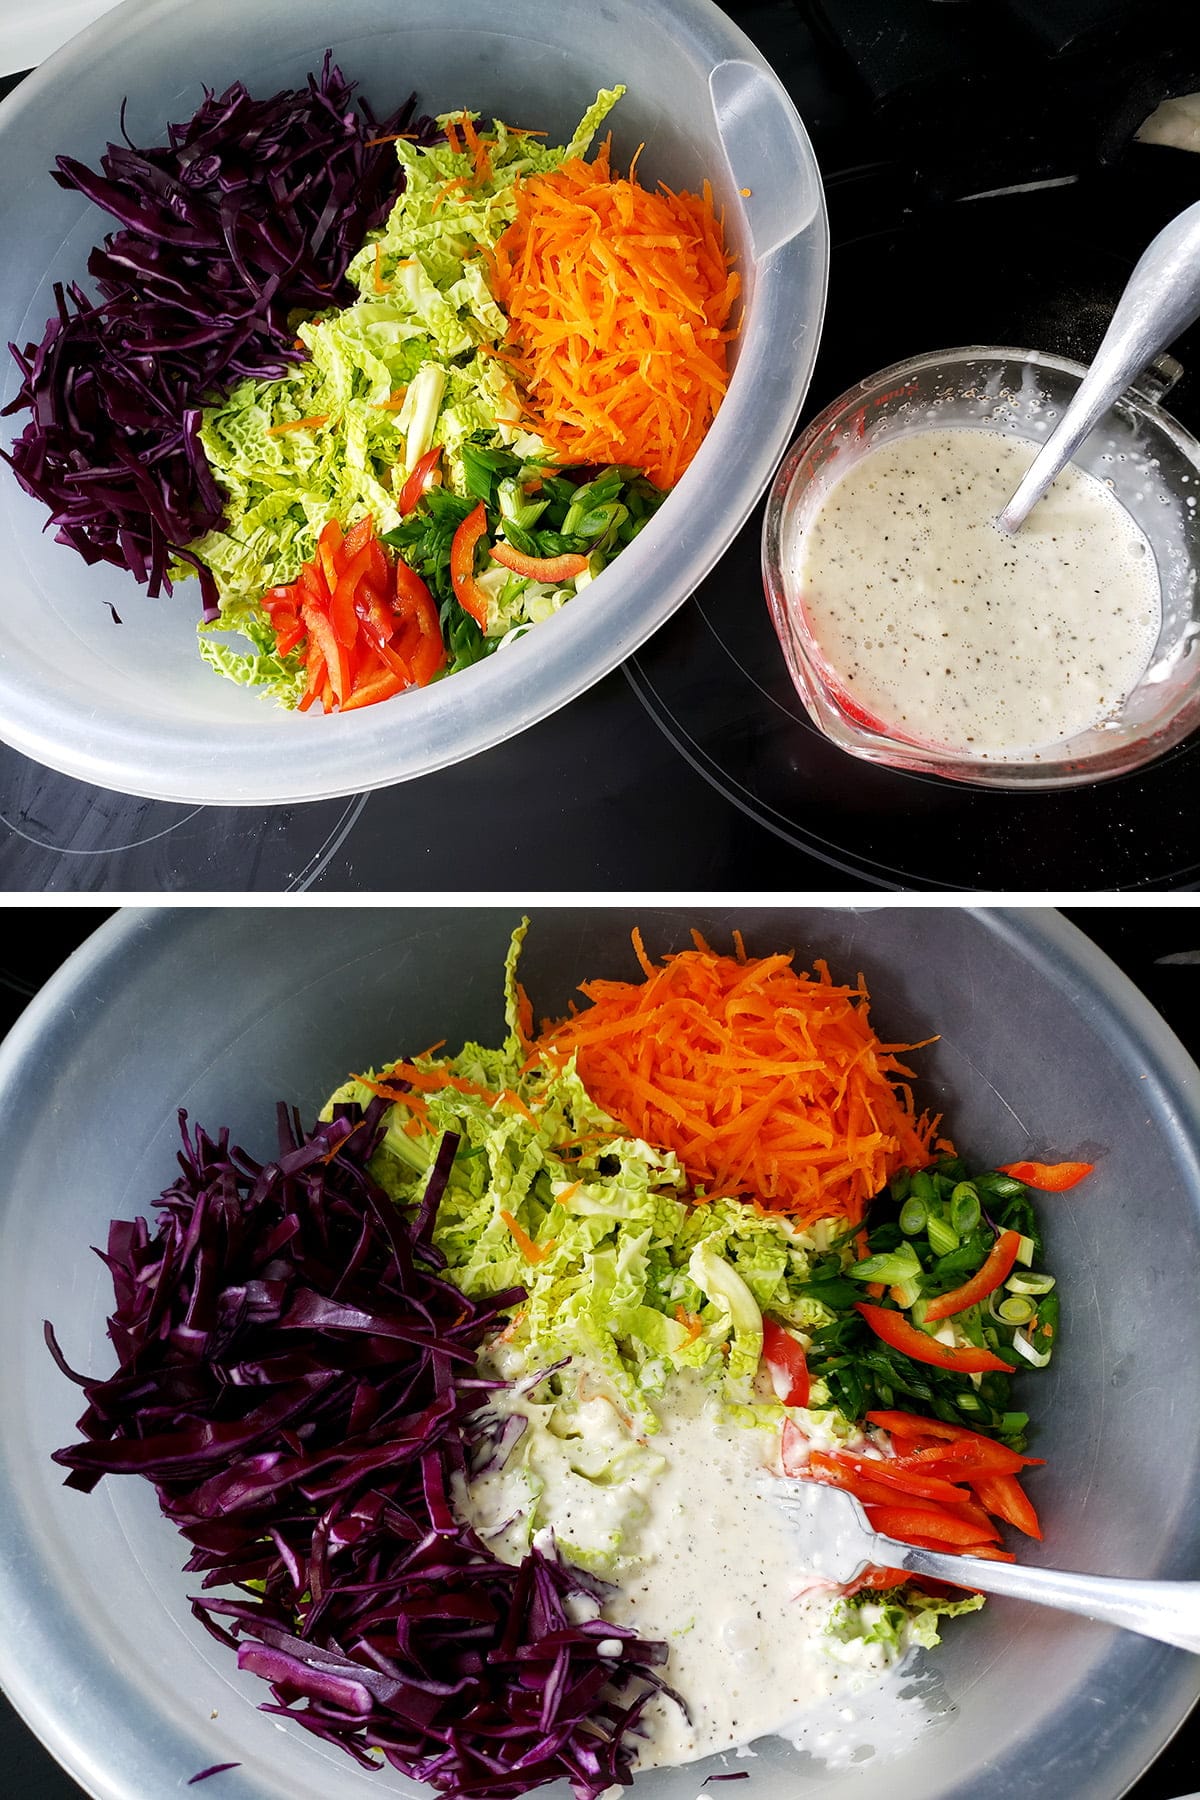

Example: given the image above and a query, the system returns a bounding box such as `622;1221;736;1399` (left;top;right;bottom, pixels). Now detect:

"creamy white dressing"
791;426;1162;758
455;1361;908;1772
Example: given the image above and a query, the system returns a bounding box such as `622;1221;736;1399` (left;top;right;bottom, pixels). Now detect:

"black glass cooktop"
625;152;1200;890
0;1;1198;892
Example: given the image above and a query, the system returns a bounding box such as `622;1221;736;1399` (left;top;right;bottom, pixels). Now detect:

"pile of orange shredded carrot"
489;139;740;490
532;930;941;1229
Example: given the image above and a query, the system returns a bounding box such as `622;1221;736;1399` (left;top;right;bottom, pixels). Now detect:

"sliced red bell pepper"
330;543;376;649
300;598;350;708
489;541;589;583
998;1160;1094;1191
855;1302;1015;1374
891;1438;1038;1479
265;516;448;713
263;585;307;657
450;501;491;628
780;1417;809;1477
341;514;376;560
811;1448;969;1506
761;1317;811;1408
938;1495;1003;1541
366;538;390;593
355;580;397;650
272;617;306;658
315;518;343;595
297;561;330;610
340;667;408;711
946;1541;1016;1563
841;1565;914;1596
867;1409;985;1443
877;1533;1017;1569
297;647;327;713
804;1451;923;1511
922;1229;1022;1323
393;556;446;687
397;446;442;516
865;1502;999;1549
969;1471;1043;1540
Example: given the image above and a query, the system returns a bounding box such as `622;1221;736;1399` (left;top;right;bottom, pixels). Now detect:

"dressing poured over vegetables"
457;1361;910;1767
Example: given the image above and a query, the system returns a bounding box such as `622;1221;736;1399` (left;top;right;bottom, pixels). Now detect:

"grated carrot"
458;111;492;185
431;175;470;214
265;414;330;435
489;138;739;490
496;1308;526;1343
351;1061;496;1106
534;934;939;1229
499;1209;553;1264
674;1304;703;1345
501;1088;539;1128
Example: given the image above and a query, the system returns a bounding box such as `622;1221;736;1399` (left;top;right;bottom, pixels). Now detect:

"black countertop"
0;905;1198;1794
2;2;1199;891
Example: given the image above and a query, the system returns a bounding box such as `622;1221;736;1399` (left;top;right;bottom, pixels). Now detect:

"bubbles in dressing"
791;427;1162;759
457;1364;924;1774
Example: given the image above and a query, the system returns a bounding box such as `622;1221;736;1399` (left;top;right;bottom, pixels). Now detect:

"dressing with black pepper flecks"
791;426;1161;759
455;1362;904;1770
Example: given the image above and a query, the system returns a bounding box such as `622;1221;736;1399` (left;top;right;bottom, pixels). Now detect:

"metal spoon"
997;198;1200;534
771;1478;1200;1653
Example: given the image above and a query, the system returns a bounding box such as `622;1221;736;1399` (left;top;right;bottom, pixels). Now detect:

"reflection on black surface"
0;754;367;892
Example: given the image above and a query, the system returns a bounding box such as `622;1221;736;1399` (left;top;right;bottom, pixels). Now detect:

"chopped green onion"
890;1168;912;1203
1014;1234;1036;1267
976;1172;1026;1199
955;1390;983;1413
909;1171;937;1204
1005;1271;1056;1296
898;1195;928;1235
994;1294;1036;1325
999;1411;1029;1435
926;1211;959;1258
1027;1290;1060;1360
890;1275;924;1309
497;477;548;532
950;1183;980;1235
851;1243;921;1286
1012;1327;1052;1368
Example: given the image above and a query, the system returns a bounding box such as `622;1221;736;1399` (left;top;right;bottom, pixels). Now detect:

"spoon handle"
997;198;1200;533
888;1537;1200;1653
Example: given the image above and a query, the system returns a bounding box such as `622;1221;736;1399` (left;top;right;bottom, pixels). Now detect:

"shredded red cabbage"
48;1100;678;1800
3;58;437;616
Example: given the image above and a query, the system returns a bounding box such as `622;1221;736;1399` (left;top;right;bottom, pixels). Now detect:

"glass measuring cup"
762;345;1200;789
